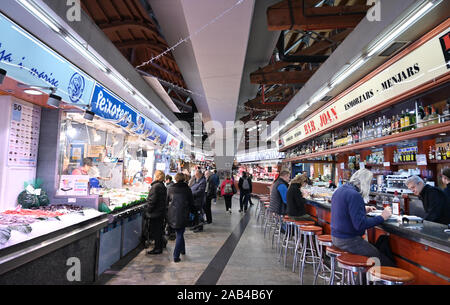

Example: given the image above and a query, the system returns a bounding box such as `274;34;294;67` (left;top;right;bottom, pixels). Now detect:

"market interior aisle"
96;196;315;285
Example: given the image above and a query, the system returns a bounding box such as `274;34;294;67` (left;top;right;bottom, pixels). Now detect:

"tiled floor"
96;196;325;285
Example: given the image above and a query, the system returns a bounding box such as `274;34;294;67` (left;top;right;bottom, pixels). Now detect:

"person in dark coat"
331;169;393;266
167;173;194;262
204;170;216;224
190;170;206;232
211;169;220;204
269;170;290;215
146;170;167;255
287;174;312;220
406;175;450;225
441;168;450;199
238;172;252;213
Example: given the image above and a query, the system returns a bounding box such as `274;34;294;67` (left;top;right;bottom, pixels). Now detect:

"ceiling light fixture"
16;0;61;33
63;35;108;73
367;0;437;57
24;89;43;95
47;93;62;108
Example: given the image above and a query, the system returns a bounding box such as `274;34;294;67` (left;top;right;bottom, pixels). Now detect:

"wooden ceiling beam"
267;0;370;31
293;28;352;55
250;69;316;85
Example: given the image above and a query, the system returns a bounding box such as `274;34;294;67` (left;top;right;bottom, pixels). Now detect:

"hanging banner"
280;27;450;149
0;13;95;106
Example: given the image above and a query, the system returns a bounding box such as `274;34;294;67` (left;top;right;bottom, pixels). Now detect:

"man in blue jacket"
331;168;393;266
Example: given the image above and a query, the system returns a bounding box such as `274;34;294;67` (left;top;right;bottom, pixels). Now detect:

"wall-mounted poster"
57;175;89;196
8;102;41;167
70;143;85;163
87;145;105;158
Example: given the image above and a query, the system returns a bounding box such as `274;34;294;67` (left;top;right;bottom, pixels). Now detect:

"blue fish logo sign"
68;72;85;103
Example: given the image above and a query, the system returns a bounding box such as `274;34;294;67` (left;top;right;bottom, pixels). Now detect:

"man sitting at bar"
269;170;291;215
405;175;450;225
331;168;394;266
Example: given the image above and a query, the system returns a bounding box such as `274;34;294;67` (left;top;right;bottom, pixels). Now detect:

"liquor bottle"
392;191;401;216
436;146;442;161
404;109;410;131
410;109;417;130
430;106;439;125
443;99;450;122
395;114;401;134
417;104;425;128
377;117;383;137
442;146;447;161
400;110;405;132
393;150;398;163
446;144;450;160
423;106;430;127
428;146;435;161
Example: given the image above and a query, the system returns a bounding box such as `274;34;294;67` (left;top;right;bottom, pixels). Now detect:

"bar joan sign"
281;26;450;148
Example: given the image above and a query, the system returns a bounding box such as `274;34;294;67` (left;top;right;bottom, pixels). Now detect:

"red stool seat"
368;266;415;283
317;234;332;243
294;220;315;226
300;225;323;235
326;245;347;255
337;253;374;268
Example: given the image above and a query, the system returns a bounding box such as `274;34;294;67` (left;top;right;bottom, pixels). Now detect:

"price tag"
383;162;390;167
359;162;365;169
340;162;345;169
417;154;427;166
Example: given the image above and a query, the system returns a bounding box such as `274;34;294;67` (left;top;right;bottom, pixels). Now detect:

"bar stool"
337;253;375;285
255;196;269;218
292;220;315;272
367;266;415;285
271;214;283;250
279;217;297;267
325;246;347;285
299;225;323;284
261;203;271;232
313;234;333;285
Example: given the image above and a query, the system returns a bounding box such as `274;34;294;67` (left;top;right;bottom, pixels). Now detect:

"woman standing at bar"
167;173;194;262
330;168;394;266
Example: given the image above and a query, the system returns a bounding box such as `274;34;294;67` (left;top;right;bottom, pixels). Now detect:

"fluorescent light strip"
17;0;60;33
367;1;436;57
330;57;366;88
64;35;108;72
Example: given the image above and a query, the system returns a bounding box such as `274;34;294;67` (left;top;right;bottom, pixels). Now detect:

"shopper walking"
190;170;206;232
167;173;194;262
221;174;236;213
238;171;252;213
146;170;167;255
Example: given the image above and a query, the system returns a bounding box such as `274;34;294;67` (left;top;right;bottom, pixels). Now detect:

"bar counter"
303;198;450;285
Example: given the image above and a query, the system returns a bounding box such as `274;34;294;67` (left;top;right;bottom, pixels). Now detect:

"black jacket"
146;181;167;219
191;176;206;208
238;176;252;193
419;184;450;225
270;178;289;215
205;176;216;198
286;183;306;217
167;182;194;229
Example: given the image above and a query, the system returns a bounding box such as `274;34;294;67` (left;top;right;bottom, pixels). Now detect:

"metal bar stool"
262;204;272;233
257;201;270;225
299;225;323;284
337;253;375;285
278;217;297;268
292;220;315;273
367;266;415;285
313;234;333;285
255;196;269;218
325;245;347;285
271;214;283;250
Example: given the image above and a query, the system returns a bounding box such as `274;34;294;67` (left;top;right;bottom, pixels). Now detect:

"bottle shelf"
283;121;450;163
428;159;450;164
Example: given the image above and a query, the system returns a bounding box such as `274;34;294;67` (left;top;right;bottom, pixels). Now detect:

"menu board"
8;102;40;167
57;175;89;196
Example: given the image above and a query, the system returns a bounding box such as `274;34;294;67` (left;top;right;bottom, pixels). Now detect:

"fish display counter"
0;204;108;284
